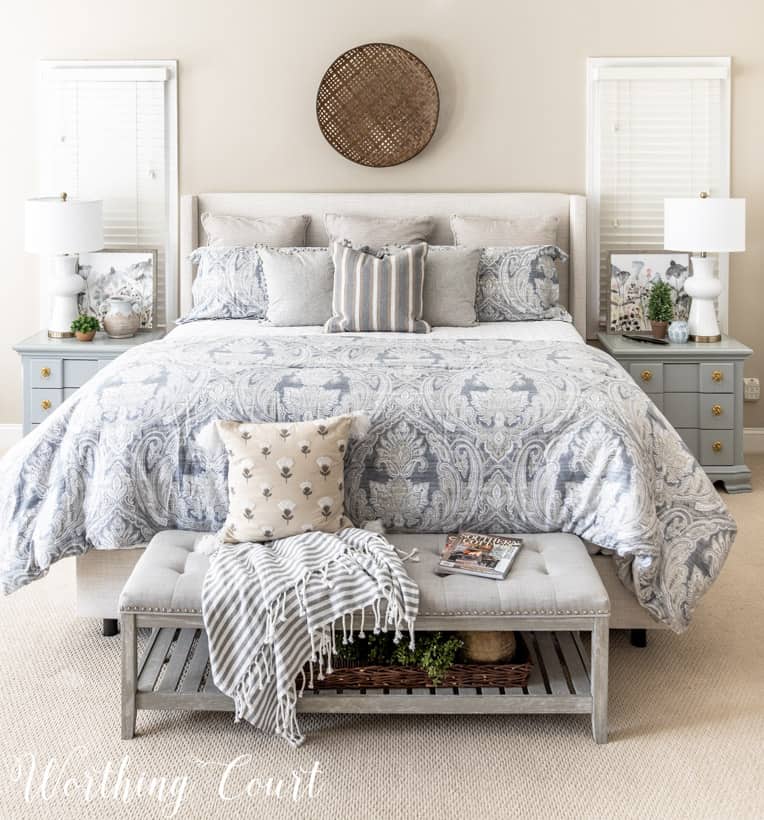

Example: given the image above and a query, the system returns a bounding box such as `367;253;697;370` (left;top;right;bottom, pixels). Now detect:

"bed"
0;192;735;633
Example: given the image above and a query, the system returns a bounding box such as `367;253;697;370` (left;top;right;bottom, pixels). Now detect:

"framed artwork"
77;248;157;330
608;252;691;333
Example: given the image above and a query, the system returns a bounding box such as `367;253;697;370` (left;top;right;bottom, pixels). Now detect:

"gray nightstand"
14;330;165;435
598;333;752;493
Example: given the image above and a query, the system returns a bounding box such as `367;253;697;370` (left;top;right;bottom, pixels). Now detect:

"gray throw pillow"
477;245;572;322
384;245;481;327
202;212;309;247
324;213;434;248
451;215;559;247
259;247;334;326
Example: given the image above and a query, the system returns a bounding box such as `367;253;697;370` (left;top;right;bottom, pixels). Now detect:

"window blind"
591;63;729;332
40;67;170;326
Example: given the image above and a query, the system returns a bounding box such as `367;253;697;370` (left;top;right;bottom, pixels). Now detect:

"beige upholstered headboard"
179;192;587;336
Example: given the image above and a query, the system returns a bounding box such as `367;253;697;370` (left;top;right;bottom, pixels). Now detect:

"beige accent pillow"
324;213;434;248
450;215;559;247
202;212;309;247
217;415;352;543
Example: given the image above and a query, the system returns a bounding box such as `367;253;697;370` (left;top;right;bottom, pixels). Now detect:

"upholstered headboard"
179;192;587;335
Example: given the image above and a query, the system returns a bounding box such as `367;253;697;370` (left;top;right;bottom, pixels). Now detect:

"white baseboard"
744;428;764;455
0;423;22;452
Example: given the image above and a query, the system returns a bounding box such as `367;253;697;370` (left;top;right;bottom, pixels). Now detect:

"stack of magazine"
438;533;523;580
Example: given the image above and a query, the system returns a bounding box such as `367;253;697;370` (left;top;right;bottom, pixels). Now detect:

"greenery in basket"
70;314;100;334
647;280;674;323
336;631;464;686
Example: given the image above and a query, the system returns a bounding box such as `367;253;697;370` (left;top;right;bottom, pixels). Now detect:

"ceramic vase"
103;297;140;339
668;320;690;344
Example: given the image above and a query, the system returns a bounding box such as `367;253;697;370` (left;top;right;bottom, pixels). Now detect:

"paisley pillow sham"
180;246;267;323
477;244;572;323
217;415;352;543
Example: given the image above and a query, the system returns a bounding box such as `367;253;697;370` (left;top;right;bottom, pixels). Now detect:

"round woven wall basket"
316;43;439;168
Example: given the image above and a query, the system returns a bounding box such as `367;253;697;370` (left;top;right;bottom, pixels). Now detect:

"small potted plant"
647;280;674;339
70;314;100;342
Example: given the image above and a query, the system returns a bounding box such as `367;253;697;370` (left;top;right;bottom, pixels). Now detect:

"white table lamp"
664;194;746;342
25;194;103;338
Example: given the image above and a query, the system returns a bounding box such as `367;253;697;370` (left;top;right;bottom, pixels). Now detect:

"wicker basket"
307;638;532;690
316;42;439;167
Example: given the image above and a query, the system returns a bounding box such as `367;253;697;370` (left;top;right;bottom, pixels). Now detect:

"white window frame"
37;59;179;325
585;56;731;338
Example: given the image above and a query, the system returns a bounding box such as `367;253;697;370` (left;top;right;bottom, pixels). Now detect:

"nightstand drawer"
663;364;698;392
30;388;63;423
676;428;699;459
699;430;734;466
699;363;733;393
629;362;663;393
664;394;698;428
63;359;99;388
30;359;63;388
699;394;734;429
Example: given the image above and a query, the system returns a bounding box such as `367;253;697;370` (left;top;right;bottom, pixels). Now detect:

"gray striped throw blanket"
201;527;419;747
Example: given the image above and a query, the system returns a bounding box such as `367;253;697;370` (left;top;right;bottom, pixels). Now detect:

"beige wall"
2;0;763;426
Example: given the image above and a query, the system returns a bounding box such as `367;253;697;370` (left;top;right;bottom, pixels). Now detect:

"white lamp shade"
24;197;103;255
664;197;746;253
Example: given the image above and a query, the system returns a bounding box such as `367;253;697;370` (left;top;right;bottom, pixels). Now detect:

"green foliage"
71;314;100;334
335;630;464;686
647;280;674;322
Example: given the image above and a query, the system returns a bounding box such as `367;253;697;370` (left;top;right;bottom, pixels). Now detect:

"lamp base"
685;255;722;344
49;255;84;338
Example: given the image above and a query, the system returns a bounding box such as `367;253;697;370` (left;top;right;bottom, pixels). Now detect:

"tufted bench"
120;531;610;742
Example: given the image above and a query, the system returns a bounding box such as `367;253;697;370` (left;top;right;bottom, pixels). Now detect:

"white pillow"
324;213;434;248
202;212;309;247
258;247;334;326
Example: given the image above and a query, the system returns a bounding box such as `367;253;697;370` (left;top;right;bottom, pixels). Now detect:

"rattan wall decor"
316;43;439;167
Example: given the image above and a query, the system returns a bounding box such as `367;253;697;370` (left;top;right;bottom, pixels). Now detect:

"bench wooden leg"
591;618;609;744
121;614;137;740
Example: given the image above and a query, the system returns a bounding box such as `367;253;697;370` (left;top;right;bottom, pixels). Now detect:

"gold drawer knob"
40;399;52;411
712;440;723;453
711;404;723;416
711;370;723;383
40;367;51;379
640;370;653;382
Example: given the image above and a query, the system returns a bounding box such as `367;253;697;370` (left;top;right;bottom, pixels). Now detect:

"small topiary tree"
647;280;674;323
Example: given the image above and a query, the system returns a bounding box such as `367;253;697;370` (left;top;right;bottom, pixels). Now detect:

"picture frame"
608;251;691;333
77;247;157;330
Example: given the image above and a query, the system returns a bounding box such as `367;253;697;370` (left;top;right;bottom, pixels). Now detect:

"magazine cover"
439;533;523;579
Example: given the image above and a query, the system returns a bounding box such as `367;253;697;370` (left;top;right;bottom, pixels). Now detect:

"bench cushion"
119;531;609;616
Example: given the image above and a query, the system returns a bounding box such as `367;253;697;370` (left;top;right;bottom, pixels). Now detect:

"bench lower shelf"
135;627;593;715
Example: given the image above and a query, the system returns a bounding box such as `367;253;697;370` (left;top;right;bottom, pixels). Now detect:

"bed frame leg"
630;628;647;648
103;618;119;637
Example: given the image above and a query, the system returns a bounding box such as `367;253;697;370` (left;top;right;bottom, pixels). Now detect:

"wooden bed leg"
103;618;119;637
121;614;137;740
630;628;647;648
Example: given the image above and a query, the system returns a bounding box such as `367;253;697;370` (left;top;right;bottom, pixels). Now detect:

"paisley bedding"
0;329;735;630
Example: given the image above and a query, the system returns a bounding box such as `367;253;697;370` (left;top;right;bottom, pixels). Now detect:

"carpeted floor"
1;459;762;820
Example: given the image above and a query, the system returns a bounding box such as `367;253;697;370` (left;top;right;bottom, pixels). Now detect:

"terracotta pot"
651;320;669;340
74;330;96;342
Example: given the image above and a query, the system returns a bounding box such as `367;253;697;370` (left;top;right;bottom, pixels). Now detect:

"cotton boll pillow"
217;415;354;543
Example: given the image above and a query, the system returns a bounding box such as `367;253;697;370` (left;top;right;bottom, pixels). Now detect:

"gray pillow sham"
259;247;334;326
477;245;572;322
324;213;434;248
451;215;559;248
201;212;309;247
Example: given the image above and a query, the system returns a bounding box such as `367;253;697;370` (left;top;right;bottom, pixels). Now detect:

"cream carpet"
1;459;762;820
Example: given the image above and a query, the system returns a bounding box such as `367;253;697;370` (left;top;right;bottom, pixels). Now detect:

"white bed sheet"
168;320;585;344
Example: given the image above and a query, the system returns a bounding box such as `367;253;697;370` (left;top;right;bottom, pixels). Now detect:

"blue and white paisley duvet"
0;332;735;630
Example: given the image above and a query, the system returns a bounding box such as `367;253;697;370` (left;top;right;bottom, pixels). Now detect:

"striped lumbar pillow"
325;241;431;333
